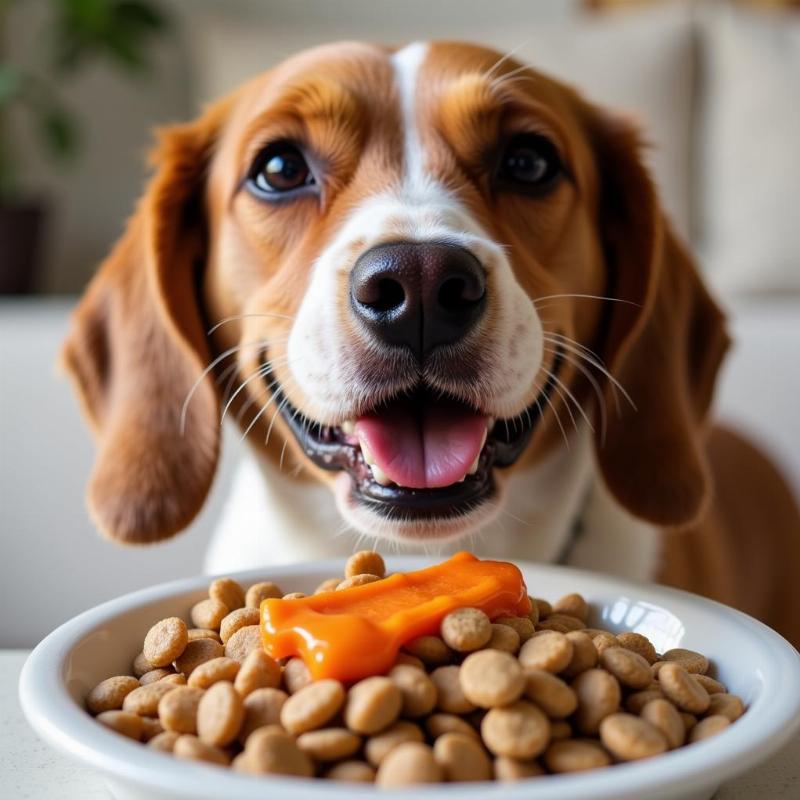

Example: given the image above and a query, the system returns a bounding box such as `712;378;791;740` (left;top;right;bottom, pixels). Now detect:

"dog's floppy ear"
61;102;230;544
586;108;730;528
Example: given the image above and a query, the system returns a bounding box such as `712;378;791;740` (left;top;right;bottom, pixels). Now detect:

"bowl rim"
18;556;800;800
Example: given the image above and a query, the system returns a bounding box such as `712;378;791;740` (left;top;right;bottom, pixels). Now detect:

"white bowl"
19;557;800;800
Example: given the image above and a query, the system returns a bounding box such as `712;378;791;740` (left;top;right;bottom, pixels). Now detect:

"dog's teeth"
468;455;480;475
341;420;355;435
457;474;466;483
480;426;488;449
359;438;375;465
370;464;393;486
487;417;495;431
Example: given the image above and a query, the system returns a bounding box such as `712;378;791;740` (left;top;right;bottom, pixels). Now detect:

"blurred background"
1;0;799;646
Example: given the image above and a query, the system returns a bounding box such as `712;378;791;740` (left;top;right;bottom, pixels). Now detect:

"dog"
62;41;800;645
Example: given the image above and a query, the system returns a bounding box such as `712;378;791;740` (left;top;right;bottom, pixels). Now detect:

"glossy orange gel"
260;551;530;682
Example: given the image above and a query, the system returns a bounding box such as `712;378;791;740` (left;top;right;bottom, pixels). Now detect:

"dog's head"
63;41;728;546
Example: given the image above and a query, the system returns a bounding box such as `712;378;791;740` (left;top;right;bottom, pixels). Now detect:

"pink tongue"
355;400;487;489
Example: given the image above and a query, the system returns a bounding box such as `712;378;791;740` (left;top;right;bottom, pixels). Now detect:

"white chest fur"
205;426;660;581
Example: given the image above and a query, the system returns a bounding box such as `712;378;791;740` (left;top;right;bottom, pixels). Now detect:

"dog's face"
63;41;728;546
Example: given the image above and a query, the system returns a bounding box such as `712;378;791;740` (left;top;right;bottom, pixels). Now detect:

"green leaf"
37;107;80;162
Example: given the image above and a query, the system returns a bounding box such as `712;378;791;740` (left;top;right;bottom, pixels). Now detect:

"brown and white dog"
62;42;800;644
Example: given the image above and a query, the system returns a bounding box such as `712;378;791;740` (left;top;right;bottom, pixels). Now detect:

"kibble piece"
139;668;175;686
388;664;437;718
600;647;652;689
441;608;492;652
245;581;283;608
562;631;599;678
641;698;686;749
143;617;188;668
519;631;573;673
158;686;204;734
234;649;281;697
688;714;731;743
486;623;520;654
707;693;745;722
658;663;710;714
239;687;288;742
431;665;476;714
282;592;306;600
297;727;362;762
315;578;342;594
538;613;586;633
122;681;176;717
524;669;577;718
572;668;621;735
209;577;245;611
187;656;240;689
238;727;313;776
174;638;224;677
190;598;229;631
394;652;425;670
526;597;540;626
553;592;589;623
626;687;664;714
159;674;186;686
425;713;480;741
173;734;229;766
140;716;164;742
460;650;524;708
376;742;442;787
550;720;572;740
283;657;312;694
599;713;668;761
365;720;424;767
694;675;727;695
534;598;552;618
481;701;551;759
662;648;709;675
592;632;619;657
324;760;376;782
197;681;245;747
282;679;346;734
337;574;381;591
651;661;668;677
403;635;452;666
495;616;535;644
223;625;262;663
219;607;260;645
494;756;545;781
345;676;402;734
96;710;143;740
188;628;222;644
345;550;386;579
148;730;180;752
544;739;611;772
86;675;140;715
681;712;698;732
433;732;492;782
616;632;658;664
132;651;154;678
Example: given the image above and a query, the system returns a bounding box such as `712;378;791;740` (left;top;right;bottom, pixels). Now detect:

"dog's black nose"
349;242;486;359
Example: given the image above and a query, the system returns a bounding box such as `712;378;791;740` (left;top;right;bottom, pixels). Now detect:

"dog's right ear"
62;99;232;544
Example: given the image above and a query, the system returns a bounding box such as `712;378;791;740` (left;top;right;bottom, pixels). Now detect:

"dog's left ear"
586;107;730;528
61;99;231;544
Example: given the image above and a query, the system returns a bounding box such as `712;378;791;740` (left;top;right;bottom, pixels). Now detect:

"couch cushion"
187;3;694;240
697;6;800;295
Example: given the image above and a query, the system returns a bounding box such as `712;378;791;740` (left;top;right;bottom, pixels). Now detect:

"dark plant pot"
0;200;46;294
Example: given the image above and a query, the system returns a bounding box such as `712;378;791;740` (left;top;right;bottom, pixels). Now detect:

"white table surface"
3;649;799;798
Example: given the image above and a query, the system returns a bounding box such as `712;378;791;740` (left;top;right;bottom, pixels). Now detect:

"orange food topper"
260;551;530;682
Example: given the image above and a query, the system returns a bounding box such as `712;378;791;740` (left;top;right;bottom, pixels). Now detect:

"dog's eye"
496;133;563;193
248;142;315;197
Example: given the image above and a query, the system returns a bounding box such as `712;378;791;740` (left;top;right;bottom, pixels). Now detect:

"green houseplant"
0;0;168;293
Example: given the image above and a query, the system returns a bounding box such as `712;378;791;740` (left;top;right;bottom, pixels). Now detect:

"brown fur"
62;42;800;644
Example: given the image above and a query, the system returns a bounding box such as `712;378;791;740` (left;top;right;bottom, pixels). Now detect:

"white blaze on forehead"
391;42;431;191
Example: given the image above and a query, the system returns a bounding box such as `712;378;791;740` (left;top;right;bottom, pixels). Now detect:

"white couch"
1;2;799;646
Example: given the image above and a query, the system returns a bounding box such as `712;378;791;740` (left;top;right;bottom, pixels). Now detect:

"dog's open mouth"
267;346;563;520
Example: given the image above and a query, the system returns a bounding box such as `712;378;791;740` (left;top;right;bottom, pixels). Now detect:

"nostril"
369;278;405;313
437;275;485;311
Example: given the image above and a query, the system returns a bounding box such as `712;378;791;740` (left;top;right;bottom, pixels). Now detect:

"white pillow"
187;3;694;240
698;7;800;295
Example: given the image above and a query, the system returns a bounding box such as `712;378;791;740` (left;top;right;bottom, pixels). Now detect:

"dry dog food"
84;551;745;785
